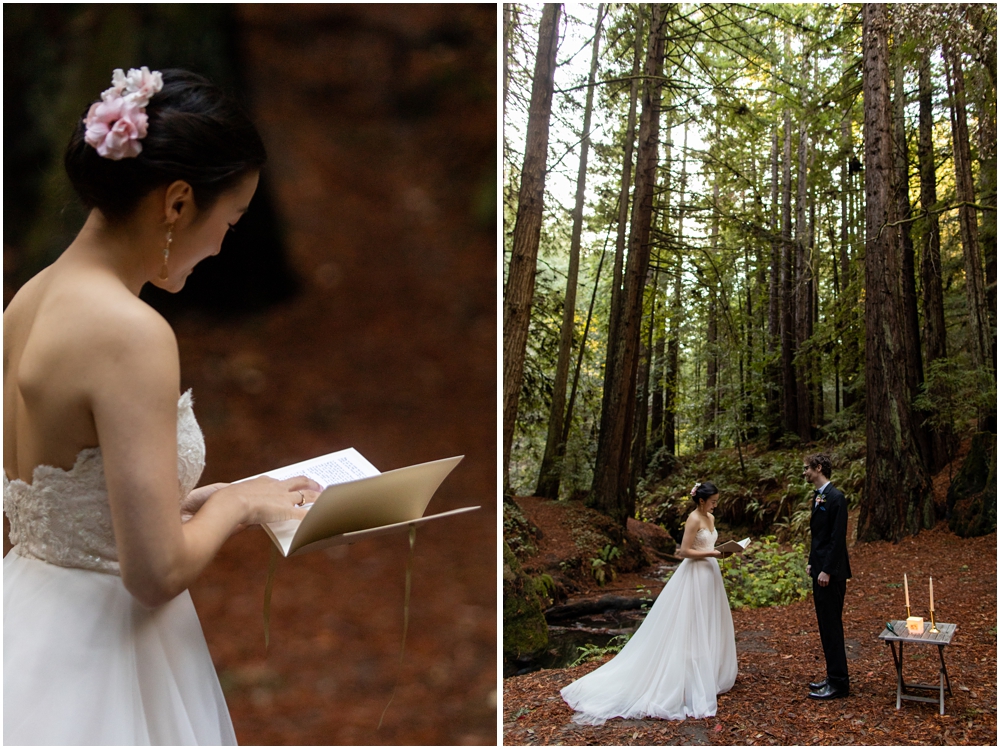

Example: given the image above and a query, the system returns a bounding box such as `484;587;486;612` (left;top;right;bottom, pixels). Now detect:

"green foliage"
914;357;996;442
719;536;810;609
535;573;556;603
770;491;814;540
502;541;549;659
569;633;632;667
640;444;865;541
590;544;621;586
502;496;537;559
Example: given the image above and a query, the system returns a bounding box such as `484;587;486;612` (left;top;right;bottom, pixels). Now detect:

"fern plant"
569;633;632;667
590;544;621;586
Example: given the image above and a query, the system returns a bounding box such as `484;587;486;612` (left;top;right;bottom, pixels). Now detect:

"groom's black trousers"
813;577;849;686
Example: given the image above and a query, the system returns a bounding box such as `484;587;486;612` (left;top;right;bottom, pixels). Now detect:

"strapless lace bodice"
695;527;718;551
3;390;205;576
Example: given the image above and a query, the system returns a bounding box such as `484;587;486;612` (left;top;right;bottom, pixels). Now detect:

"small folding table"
877;620;956;715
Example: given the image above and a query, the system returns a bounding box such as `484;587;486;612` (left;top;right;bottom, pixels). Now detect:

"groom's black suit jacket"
808;484;852;581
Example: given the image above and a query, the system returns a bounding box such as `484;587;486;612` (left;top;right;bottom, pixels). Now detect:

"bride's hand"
181;482;230;523
219;475;322;526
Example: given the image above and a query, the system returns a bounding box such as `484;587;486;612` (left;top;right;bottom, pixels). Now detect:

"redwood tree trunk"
781;106;797;436
767;101;782;443
649;118;673;456
795;111;811;442
664;123;689;457
502;3;560;488
630;275;656;494
893;54;932;472
944;44;991;375
703;171;720;451
609;8;645;347
590;4;666;527
838;110;856;411
917;56;947;368
536;4;604;499
857;3;931;542
916;55;949;472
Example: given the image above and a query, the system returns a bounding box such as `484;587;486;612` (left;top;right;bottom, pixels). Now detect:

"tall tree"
795;76;812;442
781;103;797;436
536;4;605;499
502;3;560;488
968;3;998;379
503;4;512;117
663;122;689;457
703;151;721;451
649;117;674;456
943;43;992;378
767;93;782;441
892;51;932;471
609;8;645;345
916;55;947;369
590;4;667;527
630;266;656;495
857;3;931;542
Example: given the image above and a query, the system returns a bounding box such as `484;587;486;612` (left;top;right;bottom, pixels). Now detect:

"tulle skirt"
4;552;237;745
561;555;737;723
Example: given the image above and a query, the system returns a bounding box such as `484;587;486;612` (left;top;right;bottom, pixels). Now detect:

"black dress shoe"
808;678;828;690
808;683;849;700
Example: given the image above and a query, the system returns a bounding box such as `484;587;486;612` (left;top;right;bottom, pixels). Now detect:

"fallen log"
544;595;648;623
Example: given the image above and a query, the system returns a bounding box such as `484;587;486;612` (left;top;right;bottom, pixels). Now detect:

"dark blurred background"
4;4;496;745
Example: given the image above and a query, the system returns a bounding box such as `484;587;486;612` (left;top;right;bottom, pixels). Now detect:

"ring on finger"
296;490;305;506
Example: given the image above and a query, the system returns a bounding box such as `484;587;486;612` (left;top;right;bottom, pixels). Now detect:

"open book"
240;448;478;557
714;537;751;555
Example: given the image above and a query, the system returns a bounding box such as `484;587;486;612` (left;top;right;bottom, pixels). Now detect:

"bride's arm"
90;305;316;608
676;514;722;559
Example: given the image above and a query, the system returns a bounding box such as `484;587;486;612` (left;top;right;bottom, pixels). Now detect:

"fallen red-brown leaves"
503;519;997;746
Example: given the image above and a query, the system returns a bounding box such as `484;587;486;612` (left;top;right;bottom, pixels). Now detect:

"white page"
242;447;380;487
252;453;464;556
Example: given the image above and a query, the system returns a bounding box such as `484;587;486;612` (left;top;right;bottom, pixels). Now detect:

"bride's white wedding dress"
561;527;737;724
3;391;237;745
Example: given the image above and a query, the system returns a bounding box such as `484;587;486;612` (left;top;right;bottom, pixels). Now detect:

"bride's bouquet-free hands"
180;478;321;536
714;537;751;559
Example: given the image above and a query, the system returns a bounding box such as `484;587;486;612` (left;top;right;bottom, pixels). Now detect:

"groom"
803;453;851;700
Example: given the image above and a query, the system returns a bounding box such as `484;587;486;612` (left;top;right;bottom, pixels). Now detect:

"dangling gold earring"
159;225;173;280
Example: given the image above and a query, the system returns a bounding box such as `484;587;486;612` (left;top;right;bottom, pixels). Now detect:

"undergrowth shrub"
719;536;810;609
570;633;632;666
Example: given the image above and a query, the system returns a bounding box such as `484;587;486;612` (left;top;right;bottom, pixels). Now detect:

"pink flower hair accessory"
84;67;163;160
690;482;701;498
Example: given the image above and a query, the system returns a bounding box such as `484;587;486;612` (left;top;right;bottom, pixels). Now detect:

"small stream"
506;563;676;677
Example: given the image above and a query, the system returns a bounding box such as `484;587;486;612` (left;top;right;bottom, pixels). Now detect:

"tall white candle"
929;577;934;610
904;573;910;607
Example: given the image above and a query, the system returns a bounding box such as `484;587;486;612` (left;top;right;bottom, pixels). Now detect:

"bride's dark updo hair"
64;69;266;223
688;481;719;511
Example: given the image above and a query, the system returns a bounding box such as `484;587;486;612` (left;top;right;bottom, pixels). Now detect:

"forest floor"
504;461;998;745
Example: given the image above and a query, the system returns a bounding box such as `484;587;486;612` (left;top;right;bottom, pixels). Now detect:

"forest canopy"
503;2;996;543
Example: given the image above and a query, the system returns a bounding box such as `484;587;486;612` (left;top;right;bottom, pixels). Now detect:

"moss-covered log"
502;540;548;662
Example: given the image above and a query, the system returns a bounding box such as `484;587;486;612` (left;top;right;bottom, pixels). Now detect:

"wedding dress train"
3;391;237;745
561;527;737;723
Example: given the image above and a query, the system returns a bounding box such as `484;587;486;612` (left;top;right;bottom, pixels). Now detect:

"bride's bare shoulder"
9;266;176;373
685;510;705;530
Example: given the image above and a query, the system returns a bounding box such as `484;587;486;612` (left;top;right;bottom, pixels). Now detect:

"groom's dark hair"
805;453;833;478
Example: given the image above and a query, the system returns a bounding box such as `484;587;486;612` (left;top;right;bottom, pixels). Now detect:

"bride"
561;481;738;723
3;67;322;745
